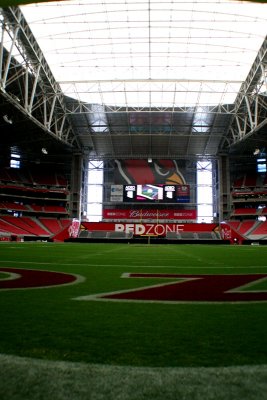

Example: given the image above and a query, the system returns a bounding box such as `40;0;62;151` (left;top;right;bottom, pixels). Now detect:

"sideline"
0;354;267;400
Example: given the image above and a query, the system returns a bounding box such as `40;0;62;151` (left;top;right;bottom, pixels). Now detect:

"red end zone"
100;273;267;302
2;269;267;302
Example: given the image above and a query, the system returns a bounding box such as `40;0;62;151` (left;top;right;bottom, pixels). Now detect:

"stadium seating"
0;167;68;189
28;205;44;212
244;175;257;188
43;205;67;214
248;221;267;238
39;218;63;234
227;221;241;231
236;220;257;236
232;208;258;216
0;202;28;211
60;219;72;228
31;170;57;186
0;215;73;239
3;216;50;236
0;217;31;236
232;177;245;188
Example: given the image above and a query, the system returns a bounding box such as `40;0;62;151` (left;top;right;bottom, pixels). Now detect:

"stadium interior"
1;2;267;399
0;1;267;244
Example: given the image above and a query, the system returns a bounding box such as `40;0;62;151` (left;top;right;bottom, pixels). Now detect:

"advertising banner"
110;185;123;202
103;209;197;220
81;222;218;237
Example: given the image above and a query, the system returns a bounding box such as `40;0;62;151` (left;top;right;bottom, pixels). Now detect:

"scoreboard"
123;184;190;203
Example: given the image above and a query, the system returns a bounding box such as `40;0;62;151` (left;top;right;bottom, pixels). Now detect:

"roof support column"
244;95;255;130
69;152;84;219
28;64;41;114
47;94;57;131
0;21;5;85
217;155;231;221
2;22;20;89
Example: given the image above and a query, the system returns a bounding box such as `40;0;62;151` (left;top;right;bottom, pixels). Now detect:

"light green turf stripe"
0;354;267;400
1;259;267;269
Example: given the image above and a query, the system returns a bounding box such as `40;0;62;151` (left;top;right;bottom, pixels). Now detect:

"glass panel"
86;161;104;220
197;160;213;222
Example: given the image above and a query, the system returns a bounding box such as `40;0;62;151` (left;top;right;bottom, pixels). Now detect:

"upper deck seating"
0;168;10;182
244;174;257;188
0;202;28;211
56;174;68;187
43;205;67;213
29;205;44;212
232;177;245;188
232;208;258;216
0;167;68;188
31;170;57;186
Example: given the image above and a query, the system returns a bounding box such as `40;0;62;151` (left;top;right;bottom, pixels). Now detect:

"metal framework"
223;35;267;150
0;7;81;149
0;6;266;161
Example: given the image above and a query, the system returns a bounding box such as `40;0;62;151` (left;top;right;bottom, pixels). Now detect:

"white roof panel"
21;0;267;107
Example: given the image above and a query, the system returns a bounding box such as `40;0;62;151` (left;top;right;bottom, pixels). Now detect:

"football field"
1;242;267;399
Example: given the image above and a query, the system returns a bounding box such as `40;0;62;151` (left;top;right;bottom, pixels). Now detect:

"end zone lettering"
115;223;184;236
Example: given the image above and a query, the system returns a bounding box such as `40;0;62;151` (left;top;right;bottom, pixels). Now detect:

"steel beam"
0;7;81;150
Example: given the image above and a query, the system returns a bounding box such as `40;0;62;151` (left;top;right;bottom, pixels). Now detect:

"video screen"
136;184;164;201
123;184;190;203
164;185;176;201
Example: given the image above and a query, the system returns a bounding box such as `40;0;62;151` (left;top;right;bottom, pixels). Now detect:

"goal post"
140;233;159;245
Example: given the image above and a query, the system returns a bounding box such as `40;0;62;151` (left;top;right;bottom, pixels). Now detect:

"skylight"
21;0;267;108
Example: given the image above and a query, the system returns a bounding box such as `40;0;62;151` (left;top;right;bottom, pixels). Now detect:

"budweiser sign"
103;208;197;220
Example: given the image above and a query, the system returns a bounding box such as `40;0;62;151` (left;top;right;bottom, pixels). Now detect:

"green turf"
1;242;267;368
1;354;267;400
0;272;9;279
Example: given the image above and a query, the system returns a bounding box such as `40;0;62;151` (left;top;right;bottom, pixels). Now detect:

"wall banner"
81;222;218;237
103;209;197;220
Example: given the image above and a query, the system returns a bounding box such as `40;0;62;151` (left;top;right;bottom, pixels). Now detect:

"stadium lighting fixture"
42;147;48;155
3;115;13;124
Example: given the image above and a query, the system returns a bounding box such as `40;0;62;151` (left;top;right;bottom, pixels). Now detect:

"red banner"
103;209;197;220
81;222;218;236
